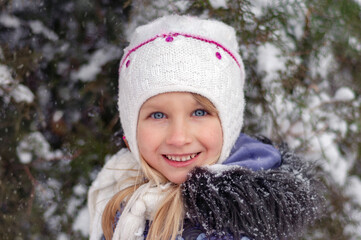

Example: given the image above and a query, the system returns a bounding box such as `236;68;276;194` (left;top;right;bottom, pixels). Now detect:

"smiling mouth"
163;153;200;162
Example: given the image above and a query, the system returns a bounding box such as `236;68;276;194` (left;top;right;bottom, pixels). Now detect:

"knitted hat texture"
118;15;245;164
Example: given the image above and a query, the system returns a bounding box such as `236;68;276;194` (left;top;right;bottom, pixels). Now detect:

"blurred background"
0;0;360;239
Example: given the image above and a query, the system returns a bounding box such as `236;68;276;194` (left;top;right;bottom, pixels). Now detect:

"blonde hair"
102;93;219;240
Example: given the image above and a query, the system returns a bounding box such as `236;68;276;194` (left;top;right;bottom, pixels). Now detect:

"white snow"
57;233;69;240
44;203;57;219
349;36;361;51
257;43;287;84
37;85;51;107
10;84;35;103
16;131;63;163
35;182;56;203
330;118;348;137
344;176;361;236
72;207;90;236
17;151;32;164
346;176;361;204
289;121;304;136
42;43;56;60
256;41;352;185
209;0;228;9
71;45;121;82
343;201;361;237
69;110;81;124
0;14;21;28
318;52;334;79
0;64;13;85
334;87;355;101
36;179;63;234
287;17;304;41
73;183;87;196
173;0;190;12
0;64;35;103
290;89;352;186
308;133;349;185
354;0;361;7
66;197;83;215
57;62;70;76
319;91;331;102
249;0;269;17
349;123;358;132
207;164;239;177
47;178;62;189
53;110;64;122
29;20;59;41
310;47;335;79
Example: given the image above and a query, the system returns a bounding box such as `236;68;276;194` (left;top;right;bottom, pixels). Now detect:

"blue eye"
150;112;165;119
193;109;207;117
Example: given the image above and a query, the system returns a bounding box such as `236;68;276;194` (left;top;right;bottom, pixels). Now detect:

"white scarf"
113;182;170;240
88;149;170;240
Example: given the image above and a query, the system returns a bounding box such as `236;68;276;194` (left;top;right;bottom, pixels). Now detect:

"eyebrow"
140;103;161;111
142;100;202;110
139;103;168;116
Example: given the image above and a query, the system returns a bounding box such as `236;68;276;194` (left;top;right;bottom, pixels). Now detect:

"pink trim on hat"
180;33;240;67
119;33;241;73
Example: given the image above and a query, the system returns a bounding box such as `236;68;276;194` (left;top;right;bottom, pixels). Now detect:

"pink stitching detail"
216;52;222;59
165;36;174;42
119;33;241;72
180;33;240;67
119;35;159;72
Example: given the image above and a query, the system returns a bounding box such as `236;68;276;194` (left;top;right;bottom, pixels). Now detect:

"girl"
88;15;323;240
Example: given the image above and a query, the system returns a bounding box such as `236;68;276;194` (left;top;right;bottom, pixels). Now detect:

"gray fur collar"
182;140;324;240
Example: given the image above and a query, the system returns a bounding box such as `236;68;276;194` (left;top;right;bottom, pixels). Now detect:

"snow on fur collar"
182;138;325;240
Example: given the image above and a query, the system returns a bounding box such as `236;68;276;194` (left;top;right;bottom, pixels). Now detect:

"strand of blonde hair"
101;159;184;240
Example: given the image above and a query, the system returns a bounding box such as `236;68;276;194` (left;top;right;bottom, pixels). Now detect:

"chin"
168;175;187;185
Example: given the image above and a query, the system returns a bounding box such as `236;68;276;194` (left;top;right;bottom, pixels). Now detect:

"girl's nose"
165;120;192;146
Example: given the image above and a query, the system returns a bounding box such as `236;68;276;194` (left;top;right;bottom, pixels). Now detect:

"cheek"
137;123;162;154
199;121;223;152
137;126;151;144
211;129;223;153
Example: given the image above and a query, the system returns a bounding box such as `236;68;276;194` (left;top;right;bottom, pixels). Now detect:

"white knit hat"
118;15;245;164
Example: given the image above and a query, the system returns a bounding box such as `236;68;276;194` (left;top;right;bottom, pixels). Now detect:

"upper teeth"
165;153;197;162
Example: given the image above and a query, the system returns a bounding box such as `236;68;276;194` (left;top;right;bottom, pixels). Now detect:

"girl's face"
137;92;223;184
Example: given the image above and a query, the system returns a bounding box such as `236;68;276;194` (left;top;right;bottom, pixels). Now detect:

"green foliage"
0;0;128;238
